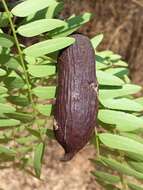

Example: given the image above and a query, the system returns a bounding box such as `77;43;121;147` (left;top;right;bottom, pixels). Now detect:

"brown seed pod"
54;34;98;161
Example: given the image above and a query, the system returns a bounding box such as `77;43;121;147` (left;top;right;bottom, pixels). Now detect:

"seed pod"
54;34;98;161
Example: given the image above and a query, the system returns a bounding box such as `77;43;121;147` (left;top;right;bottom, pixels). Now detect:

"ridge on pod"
54;34;98;161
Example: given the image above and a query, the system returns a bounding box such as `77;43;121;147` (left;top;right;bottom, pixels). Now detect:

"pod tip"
60;152;75;162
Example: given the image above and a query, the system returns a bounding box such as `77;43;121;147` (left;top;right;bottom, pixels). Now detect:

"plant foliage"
0;1;143;188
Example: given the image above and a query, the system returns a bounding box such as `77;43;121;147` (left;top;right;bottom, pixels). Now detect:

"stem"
119;151;129;190
95;127;100;157
120;174;128;190
2;0;36;116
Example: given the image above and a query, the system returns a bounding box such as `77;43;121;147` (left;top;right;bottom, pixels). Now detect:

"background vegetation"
0;0;143;189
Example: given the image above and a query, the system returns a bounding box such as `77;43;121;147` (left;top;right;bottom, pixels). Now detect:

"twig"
2;0;36;117
95;127;100;157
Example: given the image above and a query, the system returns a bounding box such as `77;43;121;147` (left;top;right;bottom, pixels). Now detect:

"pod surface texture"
54;34;98;161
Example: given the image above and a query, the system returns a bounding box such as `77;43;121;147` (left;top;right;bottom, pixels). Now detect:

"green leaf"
5;57;22;71
97;51;121;61
46;129;55;139
40;126;49;135
100;156;143;179
0;146;16;155
32;86;56;99
97;71;124;86
11;0;54;17
0;68;6;76
99;133;143;157
24;55;36;64
17;19;66;37
135;97;143;106
0;119;20;127
46;1;63;18
28;65;56;77
0;86;7;94
26;128;41;138
105;68;128;77
0;96;7;104
96;50;113;58
4;77;25;89
0;53;10;65
126;152;143;162
0;33;14;48
91;34;104;49
120;132;143;144
128;183;143;190
98;109;143;131
0;103;16;114
128;161;143;173
23;37;75;58
96;62;108;70
7;96;29;107
96;55;111;70
0;136;12;144
15;146;32;155
6;112;33;123
92;170;120;184
114;60;128;67
16;136;37;145
109;54;121;61
96;56;128;70
36;104;52;116
34;142;45;178
100;98;143;112
49;13;92;37
0;12;10;27
99;84;141;99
